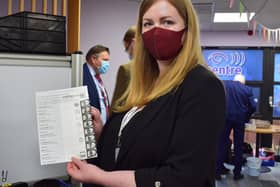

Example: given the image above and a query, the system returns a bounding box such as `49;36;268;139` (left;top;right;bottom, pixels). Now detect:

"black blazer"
93;65;226;187
83;63;101;111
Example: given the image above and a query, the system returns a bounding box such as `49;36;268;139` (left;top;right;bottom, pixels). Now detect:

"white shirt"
87;63;108;125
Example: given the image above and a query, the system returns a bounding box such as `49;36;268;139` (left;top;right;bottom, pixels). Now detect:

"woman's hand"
67;157;105;184
91;106;103;141
67;157;136;187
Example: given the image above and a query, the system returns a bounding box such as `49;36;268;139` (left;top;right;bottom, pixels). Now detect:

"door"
248;49;280;147
259;49;280;121
270;51;280;119
260;49;280;122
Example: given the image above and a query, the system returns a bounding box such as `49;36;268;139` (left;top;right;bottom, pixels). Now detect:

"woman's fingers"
67;158;85;181
90;107;101;121
91;106;100;116
66;162;78;176
90;107;103;140
71;157;84;168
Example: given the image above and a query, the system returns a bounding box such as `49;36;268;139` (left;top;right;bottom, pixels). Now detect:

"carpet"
260;180;280;187
216;177;280;187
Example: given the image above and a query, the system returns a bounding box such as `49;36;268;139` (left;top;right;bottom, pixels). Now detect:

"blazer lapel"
83;63;100;110
115;93;172;165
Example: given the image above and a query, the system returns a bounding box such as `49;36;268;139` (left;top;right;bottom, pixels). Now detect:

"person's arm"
111;65;127;110
67;157;136;187
248;87;257;115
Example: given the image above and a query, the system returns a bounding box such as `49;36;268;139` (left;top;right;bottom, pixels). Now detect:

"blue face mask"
99;60;110;74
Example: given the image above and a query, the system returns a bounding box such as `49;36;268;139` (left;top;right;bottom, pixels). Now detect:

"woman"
67;0;226;186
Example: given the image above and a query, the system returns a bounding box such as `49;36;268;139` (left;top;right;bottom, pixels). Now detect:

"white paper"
36;86;97;165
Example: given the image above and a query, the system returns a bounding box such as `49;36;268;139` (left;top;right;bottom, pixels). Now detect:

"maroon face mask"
142;27;185;61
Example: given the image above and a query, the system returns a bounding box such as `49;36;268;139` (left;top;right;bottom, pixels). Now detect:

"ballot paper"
36;86;97;165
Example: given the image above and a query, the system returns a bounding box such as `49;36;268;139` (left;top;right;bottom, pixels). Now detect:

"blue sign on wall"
203;49;263;81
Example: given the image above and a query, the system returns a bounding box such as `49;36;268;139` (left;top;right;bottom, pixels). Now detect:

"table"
245;125;280;157
245;124;280;172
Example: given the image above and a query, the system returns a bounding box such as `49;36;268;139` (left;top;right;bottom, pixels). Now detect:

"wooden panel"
42;0;47;14
67;0;81;53
8;0;12;15
31;0;36;12
52;0;57;15
61;0;67;16
20;0;25;12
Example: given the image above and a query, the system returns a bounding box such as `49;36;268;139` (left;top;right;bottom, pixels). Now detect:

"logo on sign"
208;51;245;76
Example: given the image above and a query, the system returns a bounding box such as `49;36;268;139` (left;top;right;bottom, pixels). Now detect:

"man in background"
83;45;110;125
216;74;256;180
111;26;136;111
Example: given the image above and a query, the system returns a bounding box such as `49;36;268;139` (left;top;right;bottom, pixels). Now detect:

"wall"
80;0;280;101
1;0;280;100
201;31;280;47
80;0;139;101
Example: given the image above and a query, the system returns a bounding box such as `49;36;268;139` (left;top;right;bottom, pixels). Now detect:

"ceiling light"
214;12;255;23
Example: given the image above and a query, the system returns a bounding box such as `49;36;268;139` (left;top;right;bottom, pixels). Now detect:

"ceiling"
192;0;280;31
127;0;280;32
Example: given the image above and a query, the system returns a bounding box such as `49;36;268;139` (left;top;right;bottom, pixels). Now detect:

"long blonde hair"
114;0;205;112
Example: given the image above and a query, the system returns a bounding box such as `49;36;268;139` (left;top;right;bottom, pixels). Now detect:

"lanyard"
115;106;144;161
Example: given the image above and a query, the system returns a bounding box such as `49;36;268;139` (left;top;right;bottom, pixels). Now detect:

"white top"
87;63;108;125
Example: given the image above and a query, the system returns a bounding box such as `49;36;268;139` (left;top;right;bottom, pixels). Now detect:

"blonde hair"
114;0;205;112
